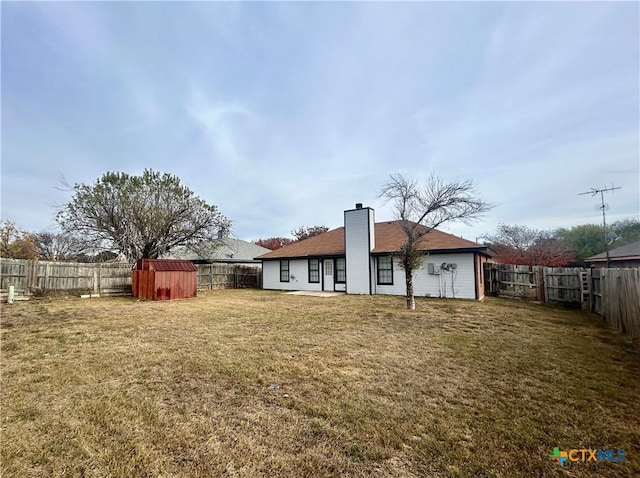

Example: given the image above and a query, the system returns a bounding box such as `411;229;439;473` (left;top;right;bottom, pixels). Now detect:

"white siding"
262;259;322;291
376;252;477;299
344;207;375;294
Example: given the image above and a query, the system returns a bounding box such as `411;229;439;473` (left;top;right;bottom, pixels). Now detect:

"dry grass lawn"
1;290;639;477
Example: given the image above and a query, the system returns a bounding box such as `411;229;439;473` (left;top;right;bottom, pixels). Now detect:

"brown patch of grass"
1;290;639;477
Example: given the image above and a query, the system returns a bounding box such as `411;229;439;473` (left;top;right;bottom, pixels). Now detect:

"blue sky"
2;1;639;242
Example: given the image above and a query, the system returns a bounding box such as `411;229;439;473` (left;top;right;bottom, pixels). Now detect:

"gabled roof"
167;238;271;263
255;220;485;260
585;240;640;262
372;221;482;253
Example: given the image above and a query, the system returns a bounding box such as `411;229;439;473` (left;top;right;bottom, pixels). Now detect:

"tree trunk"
406;267;415;310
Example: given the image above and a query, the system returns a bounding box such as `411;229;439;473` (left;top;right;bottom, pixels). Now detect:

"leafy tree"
379;173;493;310
483;224;574;267
253;237;295;250
554;224;605;266
57;170;231;261
554;218;640;266
292;225;329;242
0;221;39;259
612;218;640;245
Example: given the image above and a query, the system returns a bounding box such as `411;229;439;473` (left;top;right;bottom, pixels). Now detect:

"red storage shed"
132;259;197;300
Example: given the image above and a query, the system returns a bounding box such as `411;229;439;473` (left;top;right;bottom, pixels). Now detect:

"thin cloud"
1;2;638;242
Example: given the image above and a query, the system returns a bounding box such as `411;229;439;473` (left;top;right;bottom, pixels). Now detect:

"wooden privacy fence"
0;259;132;297
484;264;585;305
1;259;262;299
485;263;640;339
590;268;640;338
197;263;262;290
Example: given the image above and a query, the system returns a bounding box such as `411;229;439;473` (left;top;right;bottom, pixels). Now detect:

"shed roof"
134;259;197;272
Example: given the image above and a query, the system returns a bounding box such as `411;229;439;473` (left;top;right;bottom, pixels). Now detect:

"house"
255;204;491;299
585;240;640;268
167;235;271;265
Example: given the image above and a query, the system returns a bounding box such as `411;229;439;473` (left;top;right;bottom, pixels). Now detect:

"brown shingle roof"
585;240;640;262
256;227;346;259
255;220;485;260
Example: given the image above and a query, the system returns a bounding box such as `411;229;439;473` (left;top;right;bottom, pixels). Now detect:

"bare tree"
482;224;573;266
57;170;231;261
35;231;86;261
379;173;493;310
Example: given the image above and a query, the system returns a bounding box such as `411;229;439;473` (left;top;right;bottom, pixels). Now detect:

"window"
308;259;320;283
377;256;393;285
335;257;346;283
324;260;333;275
280;260;289;282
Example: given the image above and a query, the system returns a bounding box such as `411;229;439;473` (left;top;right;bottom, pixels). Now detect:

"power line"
578;185;621;268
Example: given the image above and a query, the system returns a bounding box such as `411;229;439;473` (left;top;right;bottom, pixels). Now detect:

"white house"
255;204;492;300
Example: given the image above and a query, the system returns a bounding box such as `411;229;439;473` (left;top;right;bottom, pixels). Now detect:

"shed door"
323;259;334;291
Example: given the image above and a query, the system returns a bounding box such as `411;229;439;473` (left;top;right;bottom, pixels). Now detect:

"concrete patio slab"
284;291;345;298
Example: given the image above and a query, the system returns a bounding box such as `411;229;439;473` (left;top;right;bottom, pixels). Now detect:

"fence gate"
543;268;583;306
485;264;544;301
485;263;583;306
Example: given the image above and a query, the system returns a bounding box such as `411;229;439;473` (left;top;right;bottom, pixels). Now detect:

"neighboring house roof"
585;240;640;263
256;220;486;260
168;238;271;263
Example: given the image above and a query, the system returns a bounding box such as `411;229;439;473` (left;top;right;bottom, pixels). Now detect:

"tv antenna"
578;185;621;267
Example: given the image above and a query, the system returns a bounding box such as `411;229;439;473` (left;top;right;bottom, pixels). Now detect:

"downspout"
343;211;348;293
368;219;373;295
473;252;479;300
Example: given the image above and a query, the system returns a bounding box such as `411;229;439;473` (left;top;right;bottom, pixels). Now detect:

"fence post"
601;269;608;320
491;264;497;295
591;268;602;315
27;260;38;295
535;266;545;302
44;262;51;293
590;269;595;313
25;260;32;294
